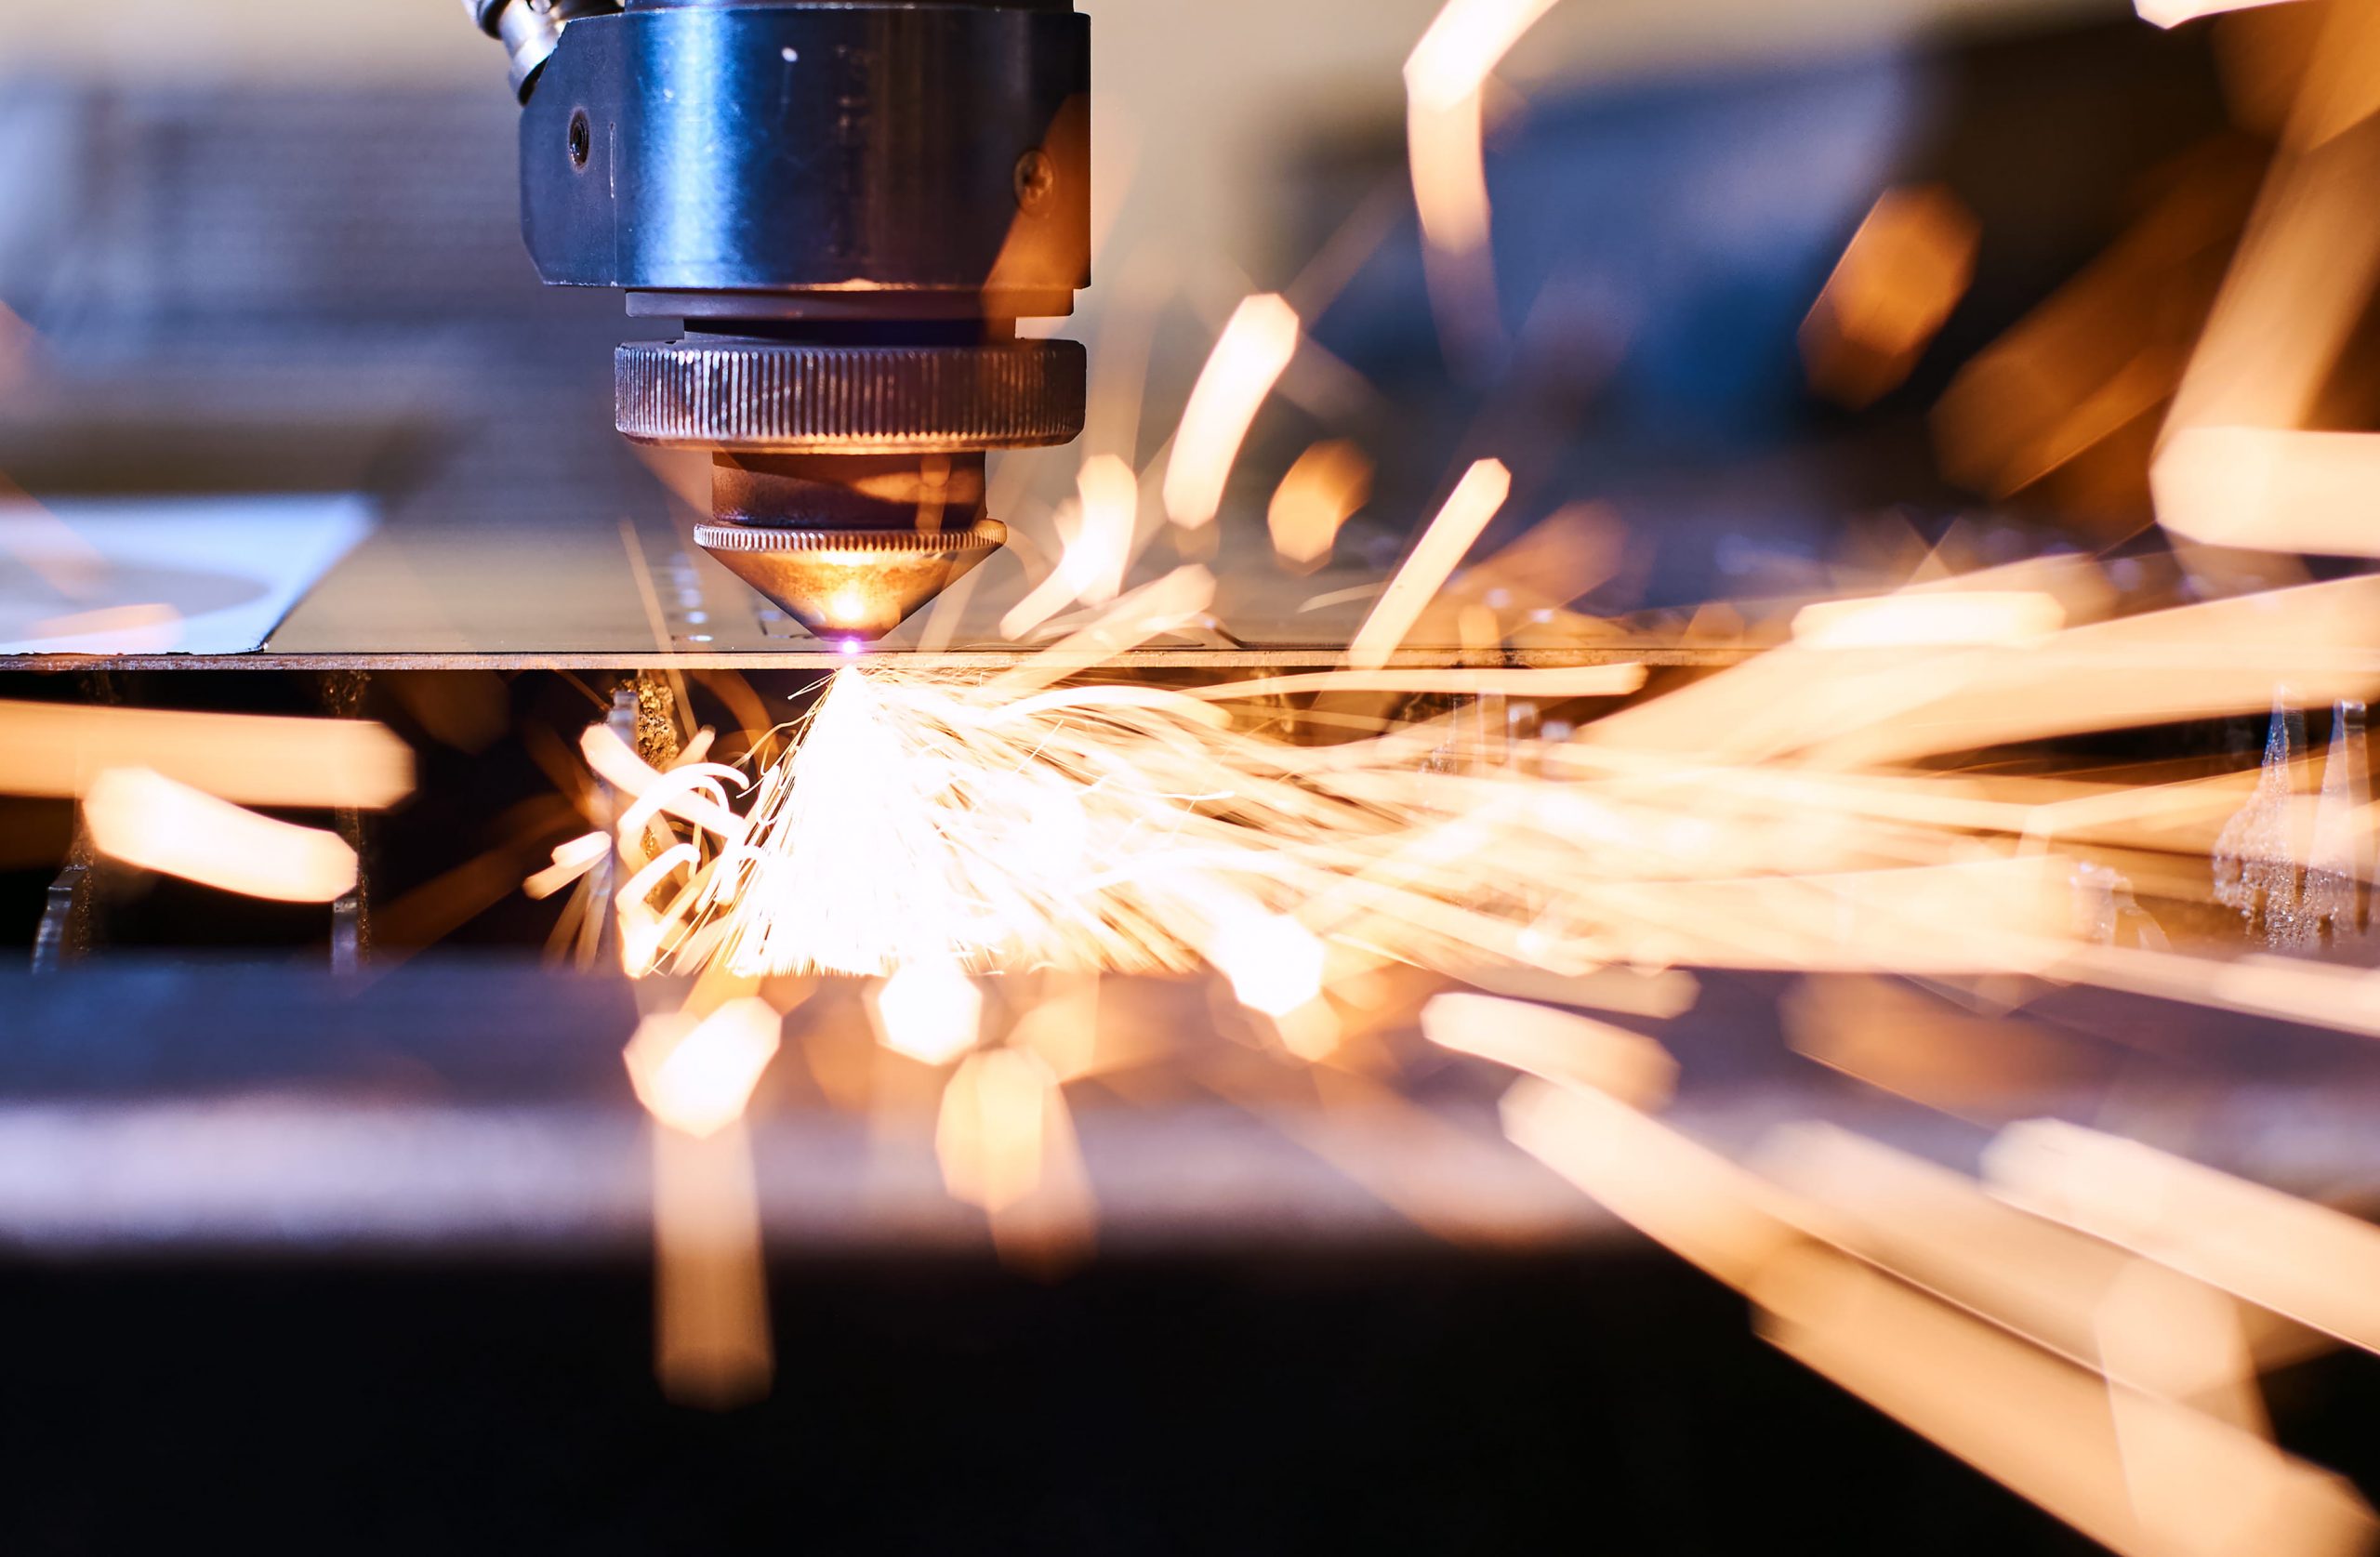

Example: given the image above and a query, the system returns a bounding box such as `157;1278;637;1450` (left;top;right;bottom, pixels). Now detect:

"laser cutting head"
473;0;1092;640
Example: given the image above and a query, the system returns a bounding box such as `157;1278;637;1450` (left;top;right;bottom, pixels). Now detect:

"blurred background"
0;0;2294;613
6;2;2379;1550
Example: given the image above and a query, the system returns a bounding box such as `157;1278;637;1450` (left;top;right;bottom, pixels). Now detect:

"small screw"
1013;148;1057;213
568;110;591;169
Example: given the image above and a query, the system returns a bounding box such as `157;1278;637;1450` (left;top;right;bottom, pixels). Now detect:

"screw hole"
1013;149;1056;213
568;110;591;170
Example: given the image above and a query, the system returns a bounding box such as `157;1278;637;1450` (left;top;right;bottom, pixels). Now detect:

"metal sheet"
5;961;2378;1254
7;513;1739;671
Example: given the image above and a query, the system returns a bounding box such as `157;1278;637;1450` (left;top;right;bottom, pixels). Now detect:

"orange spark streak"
0;701;413;809
2153;427;2380;557
1402;0;1558;250
1268;440;1373;570
1755;1246;2373;1557
1421;992;1677;1105
1348;458;1511;669
84;768;357;903
1160;295;1301;530
1404;0;1562;113
1791;590;2064;650
1799;184;1979;409
524;831;611;901
1989;1120;2380;1359
1001;454;1141;639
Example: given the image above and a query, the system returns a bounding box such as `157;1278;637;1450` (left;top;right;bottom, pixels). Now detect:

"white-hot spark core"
1161;295;1301;530
1207;910;1328;1018
1405;0;1563;112
85;768;358;903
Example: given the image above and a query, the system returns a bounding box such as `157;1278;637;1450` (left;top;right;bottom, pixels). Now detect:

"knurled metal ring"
616;338;1087;453
693;522;1008;556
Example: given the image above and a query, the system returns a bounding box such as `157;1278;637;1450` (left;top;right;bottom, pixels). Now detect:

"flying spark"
1161;295;1302;531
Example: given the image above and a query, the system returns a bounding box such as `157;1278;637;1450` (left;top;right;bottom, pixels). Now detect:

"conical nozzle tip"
694;522;1007;642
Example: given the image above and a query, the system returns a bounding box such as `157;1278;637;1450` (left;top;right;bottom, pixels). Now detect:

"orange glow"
2096;1260;2270;1439
1182;666;1645;702
1783;978;2104;1115
936;1048;1059;1214
935;1046;1096;1271
579;723;747;842
1588;572;2380;767
520;14;2380;1494
0;700;412;808
1010;974;1104;1082
651;1123;774;1409
1267;440;1374;570
868;961;985;1066
1161;295;1301;530
1800;184;1980;408
1756;1123;2223;1387
25;602;181;652
826;587;871;628
623;997;783;1140
84;768;357;902
1349;458;1511;668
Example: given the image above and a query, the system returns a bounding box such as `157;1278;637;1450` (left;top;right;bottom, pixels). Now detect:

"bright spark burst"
661;657;1434;981
570;558;2380;1040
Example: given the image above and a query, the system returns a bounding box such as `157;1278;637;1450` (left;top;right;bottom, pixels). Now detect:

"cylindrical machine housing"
520;1;1091;316
496;0;1094;640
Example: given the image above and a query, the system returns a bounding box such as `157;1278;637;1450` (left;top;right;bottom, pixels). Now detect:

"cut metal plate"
3;515;1742;672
